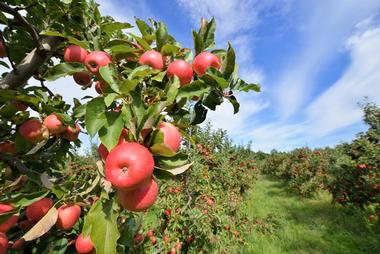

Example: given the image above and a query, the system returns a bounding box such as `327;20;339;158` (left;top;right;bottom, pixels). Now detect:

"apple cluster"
0;199;83;252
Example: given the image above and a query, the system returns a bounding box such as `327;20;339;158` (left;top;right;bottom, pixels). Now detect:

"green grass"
233;176;380;254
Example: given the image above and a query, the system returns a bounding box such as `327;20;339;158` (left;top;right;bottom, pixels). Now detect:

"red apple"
56;204;81;230
167;60;193;85
146;230;154;238
43;114;65;135
206;198;214;206
19;119;44;142
11;239;25;250
134;233;144;243
159;122;181;152
0;41;6;58
18;220;35;231
63;45;88;63
170;247;176;254
84;51;112;74
117;178;158;212
0;204;19;232
10;100;28;111
75;233;94;254
192;51;221;76
105;142;154;190
0;233;8;254
95;80;109;94
138;50;164;70
26;198;53;222
164;209;171;216
150;236;157;245
73;72;93;86
63;123;80;141
0;142;16;155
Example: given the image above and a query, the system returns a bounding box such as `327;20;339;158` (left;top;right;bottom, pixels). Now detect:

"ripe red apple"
170;247;176;254
150;236;157;245
43;114;65;135
63;123;80;141
97;129;129;161
163;236;169;244
19;119;44;143
0;233;8;254
18;220;35;231
26;198;53;221
105;142;154;190
146;230;154;238
192;51;221;76
0;204;19;232
134;233;144;243
138;50;164;70
10;100;28;111
11;239;25;250
117;178;158;212
84;51;112;74
63;45;88;63
0;142;16;155
56;204;81;230
206;198;214;206
94;80;109;94
75;233;94;254
164;209;172;216
159;122;181;152
73;72;93;86
167;60;193;85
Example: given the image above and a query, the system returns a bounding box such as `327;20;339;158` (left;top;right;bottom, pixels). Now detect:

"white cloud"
274;1;380;119
305;25;380;136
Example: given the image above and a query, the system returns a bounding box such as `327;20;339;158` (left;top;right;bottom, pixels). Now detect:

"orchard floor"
233;176;380;254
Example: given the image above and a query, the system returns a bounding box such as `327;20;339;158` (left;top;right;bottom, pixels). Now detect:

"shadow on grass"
243;176;380;254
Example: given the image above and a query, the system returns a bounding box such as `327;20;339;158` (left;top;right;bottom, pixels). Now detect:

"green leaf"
177;80;210;99
202;72;229;89
102;22;133;34
240;83;261;92
0;60;9;68
67;36;89;49
104;93;119;107
160;162;193;176
151;144;177;157
83;199;120;254
192;30;203;56
109;45;137;55
39;30;67;38
222;43;236;79
155;21;169;51
119;80;139;94
160;44;180;56
135;18;153;37
98;112;124;151
0;11;8;24
128;65;159;80
129;34;151;50
203;90;224;110
43;63;84;81
227;95;240;114
85;97;107;137
151;71;166;82
0;191;49;207
165;76;180;104
130;91;145;128
99;65;119;93
50;238;68;254
156;153;189;169
73;104;86;118
201;17;216;50
191;102;208;125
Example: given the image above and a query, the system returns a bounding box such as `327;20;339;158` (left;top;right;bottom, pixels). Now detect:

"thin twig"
0;153;29;173
0;2;41;50
39;79;54;96
0;30;16;70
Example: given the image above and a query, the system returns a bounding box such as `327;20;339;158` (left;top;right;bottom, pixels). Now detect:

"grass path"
234;176;380;254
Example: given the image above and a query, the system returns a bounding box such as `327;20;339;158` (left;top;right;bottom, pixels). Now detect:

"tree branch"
0;2;40;49
0;36;63;90
0;153;29;173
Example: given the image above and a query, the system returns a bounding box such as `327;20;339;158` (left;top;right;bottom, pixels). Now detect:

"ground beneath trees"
233;176;380;254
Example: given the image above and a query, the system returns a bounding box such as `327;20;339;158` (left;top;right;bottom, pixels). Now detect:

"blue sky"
43;0;380;152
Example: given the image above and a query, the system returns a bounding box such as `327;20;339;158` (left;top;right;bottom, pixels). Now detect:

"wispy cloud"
274;1;380;119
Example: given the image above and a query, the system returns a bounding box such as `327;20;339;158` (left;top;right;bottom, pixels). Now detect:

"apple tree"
0;0;260;253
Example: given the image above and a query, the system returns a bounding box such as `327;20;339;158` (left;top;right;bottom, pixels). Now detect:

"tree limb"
0;36;63;90
0;30;16;70
0;152;29;173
